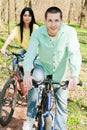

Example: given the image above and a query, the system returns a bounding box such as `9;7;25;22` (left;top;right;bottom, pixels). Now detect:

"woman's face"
23;11;32;25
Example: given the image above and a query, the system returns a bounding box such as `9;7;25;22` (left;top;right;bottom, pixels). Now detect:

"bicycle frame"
11;68;26;95
35;76;66;130
40;83;55;130
7;52;26;96
0;52;27;126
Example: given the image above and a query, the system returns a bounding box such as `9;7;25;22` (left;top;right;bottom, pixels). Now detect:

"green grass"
67;23;87;129
68;95;87;129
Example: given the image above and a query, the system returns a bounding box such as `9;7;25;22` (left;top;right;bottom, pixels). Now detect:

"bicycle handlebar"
32;79;82;88
5;51;24;58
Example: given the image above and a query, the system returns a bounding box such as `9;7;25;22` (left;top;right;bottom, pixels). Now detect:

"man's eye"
55;19;59;22
48;20;52;22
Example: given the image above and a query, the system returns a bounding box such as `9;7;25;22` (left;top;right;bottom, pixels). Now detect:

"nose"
51;22;55;27
26;15;30;19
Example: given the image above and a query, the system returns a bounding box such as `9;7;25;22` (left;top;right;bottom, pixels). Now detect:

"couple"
1;6;82;130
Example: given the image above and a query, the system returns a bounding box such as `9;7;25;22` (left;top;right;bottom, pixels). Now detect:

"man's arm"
67;28;82;90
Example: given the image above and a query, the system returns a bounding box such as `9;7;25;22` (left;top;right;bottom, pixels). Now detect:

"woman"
1;7;38;69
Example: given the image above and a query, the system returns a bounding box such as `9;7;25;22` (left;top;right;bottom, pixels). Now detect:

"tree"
79;0;87;28
24;0;32;7
14;0;17;21
29;0;32;7
84;0;87;27
8;0;10;34
0;0;2;28
67;2;73;24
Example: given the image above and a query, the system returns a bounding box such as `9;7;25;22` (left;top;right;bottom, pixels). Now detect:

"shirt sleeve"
9;27;18;41
23;30;39;72
67;28;82;78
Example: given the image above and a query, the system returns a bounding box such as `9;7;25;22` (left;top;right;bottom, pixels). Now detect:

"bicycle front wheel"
0;78;18;126
44;116;53;130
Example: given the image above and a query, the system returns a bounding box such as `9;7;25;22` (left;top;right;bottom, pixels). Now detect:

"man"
23;6;82;130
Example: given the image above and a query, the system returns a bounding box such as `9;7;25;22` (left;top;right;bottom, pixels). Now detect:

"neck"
48;32;58;37
24;23;29;29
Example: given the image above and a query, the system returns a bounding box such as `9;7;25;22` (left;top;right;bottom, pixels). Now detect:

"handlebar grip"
32;80;38;87
77;80;82;86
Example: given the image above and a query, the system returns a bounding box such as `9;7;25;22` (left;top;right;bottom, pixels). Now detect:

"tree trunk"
0;0;2;28
79;0;87;28
67;2;73;24
24;0;32;7
8;0;10;34
29;0;32;7
84;0;87;27
14;0;17;21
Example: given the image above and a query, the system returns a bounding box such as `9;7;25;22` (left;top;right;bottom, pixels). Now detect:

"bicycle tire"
0;78;18;126
44;116;52;130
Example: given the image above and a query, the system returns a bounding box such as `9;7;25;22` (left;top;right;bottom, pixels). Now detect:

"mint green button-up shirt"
23;23;82;82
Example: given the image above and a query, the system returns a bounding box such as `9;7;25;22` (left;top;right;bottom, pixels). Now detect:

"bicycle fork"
40;92;55;130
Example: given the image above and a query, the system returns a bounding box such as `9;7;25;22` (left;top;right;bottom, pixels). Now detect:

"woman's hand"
1;48;6;55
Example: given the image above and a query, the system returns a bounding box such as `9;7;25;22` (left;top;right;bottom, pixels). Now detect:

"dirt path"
0;78;27;130
0;104;27;130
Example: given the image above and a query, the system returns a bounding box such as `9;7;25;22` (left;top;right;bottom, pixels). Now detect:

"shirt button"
53;67;56;72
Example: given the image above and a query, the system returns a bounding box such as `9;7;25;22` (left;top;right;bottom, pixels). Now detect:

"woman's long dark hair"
17;7;36;43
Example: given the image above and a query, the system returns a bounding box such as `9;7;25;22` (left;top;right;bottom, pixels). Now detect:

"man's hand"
23;71;35;91
68;77;78;91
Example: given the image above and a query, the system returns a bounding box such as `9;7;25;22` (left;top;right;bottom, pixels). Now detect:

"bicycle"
0;51;27;126
32;70;82;130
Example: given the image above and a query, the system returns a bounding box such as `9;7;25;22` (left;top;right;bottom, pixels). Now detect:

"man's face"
45;12;62;36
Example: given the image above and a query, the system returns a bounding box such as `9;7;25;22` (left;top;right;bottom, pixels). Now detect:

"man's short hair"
45;6;62;19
